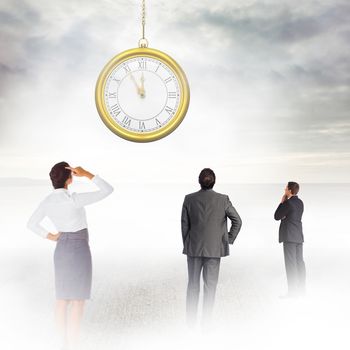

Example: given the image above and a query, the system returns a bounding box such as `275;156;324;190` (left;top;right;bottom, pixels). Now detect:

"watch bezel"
95;47;190;143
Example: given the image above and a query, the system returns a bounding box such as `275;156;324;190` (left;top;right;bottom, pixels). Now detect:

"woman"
27;162;113;349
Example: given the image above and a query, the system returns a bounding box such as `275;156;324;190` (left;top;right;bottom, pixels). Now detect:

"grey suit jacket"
181;189;242;258
274;195;304;243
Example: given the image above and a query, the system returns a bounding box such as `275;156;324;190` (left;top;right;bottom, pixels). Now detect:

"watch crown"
138;38;149;48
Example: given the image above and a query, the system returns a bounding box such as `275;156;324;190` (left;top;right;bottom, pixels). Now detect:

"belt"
58;228;89;241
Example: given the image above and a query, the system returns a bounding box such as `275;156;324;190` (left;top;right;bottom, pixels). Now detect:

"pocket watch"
95;1;190;143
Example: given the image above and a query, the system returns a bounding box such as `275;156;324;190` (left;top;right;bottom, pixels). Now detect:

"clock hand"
129;73;142;95
139;72;146;98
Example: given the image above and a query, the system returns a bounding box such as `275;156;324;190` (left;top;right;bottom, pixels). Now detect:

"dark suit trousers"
186;256;221;324
283;242;306;295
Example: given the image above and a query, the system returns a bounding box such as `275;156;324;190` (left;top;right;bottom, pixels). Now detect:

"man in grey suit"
274;181;306;297
181;168;242;326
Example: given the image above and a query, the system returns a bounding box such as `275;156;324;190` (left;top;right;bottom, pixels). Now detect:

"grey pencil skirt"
54;228;92;300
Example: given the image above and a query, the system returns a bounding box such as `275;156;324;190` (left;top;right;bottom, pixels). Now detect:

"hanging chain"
142;0;145;40
139;0;149;48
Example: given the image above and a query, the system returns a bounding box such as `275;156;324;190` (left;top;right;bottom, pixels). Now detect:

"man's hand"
47;232;61;241
281;194;288;203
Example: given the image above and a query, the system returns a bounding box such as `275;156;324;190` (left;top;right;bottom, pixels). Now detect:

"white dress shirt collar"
53;188;69;193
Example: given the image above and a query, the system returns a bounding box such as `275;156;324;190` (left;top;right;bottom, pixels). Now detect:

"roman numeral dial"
96;48;190;142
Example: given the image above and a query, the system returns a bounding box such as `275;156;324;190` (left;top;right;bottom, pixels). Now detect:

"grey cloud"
0;63;27;95
340;29;350;44
0;10;20;25
0;62;24;75
0;2;41;71
0;0;135;77
22;21;95;71
0;0;349;181
173;2;350;45
150;1;350;134
0;1;39;25
286;57;350;87
198;8;321;44
179;2;350;152
265;93;350;154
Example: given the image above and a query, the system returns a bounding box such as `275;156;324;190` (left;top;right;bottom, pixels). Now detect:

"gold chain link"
142;0;145;39
139;0;148;47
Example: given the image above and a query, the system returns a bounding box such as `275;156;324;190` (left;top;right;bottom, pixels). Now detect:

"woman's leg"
55;299;70;346
67;300;85;348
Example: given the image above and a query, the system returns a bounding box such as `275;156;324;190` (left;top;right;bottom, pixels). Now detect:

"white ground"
0;182;349;349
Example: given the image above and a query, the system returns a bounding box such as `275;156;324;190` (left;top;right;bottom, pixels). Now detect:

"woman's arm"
27;203;48;238
67;166;114;207
27;203;61;241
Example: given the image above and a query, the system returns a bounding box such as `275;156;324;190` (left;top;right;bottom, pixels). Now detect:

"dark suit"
181;189;242;324
274;196;306;295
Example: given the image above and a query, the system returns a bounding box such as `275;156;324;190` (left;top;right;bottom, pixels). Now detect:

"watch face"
95;48;190;142
105;57;180;133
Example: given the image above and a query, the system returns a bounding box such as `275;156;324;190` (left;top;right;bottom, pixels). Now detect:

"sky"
0;0;349;183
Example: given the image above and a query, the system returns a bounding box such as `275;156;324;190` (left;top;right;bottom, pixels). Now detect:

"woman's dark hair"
287;181;300;195
49;161;71;189
199;168;216;190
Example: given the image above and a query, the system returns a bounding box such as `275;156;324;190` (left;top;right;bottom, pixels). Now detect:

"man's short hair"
199;168;216;190
287;181;300;195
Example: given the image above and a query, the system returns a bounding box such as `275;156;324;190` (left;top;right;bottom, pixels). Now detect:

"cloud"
169;1;350;43
0;0;349;182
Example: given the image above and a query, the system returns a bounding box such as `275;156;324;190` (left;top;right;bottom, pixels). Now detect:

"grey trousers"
186;256;221;325
283;242;306;295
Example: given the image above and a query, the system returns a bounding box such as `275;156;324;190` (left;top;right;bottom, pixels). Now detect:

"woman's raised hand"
65;166;94;180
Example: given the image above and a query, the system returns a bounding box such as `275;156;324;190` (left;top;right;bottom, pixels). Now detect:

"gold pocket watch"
95;1;190;142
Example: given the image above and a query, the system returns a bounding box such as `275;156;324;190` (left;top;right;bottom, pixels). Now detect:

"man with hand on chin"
274;182;306;298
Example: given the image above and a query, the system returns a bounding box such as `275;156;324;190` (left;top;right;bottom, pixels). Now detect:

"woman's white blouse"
27;175;114;238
